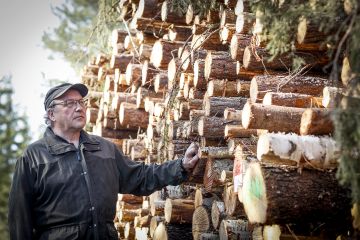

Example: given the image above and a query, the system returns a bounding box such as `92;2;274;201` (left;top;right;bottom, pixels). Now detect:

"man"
8;83;199;240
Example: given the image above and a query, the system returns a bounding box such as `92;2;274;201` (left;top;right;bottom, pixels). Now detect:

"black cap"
44;83;88;110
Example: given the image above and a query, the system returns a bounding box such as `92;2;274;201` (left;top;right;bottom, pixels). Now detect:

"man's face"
50;89;87;132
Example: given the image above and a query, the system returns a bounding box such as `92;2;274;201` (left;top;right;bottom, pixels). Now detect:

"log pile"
79;0;352;239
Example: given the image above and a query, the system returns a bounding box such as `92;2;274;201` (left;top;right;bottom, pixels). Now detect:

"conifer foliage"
0;76;30;238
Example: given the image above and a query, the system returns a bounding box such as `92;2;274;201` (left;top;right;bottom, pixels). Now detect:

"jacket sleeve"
115;147;188;196
8;156;36;240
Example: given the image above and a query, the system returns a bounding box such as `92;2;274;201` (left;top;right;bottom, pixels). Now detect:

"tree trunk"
204;51;238;81
242;162;351;225
207;80;239;97
164;198;195;224
250;74;330;103
151;40;184;69
204;96;248;117
242;102;305;133
198;116;227;139
110;54;133;71
300;108;334;135
119;102;149;129
263;92;322;108
224;125;258;138
230;33;252;61
257;132;339;169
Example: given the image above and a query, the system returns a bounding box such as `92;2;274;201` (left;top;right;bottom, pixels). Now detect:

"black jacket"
8;127;187;240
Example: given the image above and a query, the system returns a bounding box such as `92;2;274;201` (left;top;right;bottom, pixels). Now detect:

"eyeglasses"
50;99;88;109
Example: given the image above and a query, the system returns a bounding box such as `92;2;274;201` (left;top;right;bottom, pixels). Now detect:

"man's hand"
182;142;200;171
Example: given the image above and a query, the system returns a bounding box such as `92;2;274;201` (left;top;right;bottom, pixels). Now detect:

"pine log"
250;74;331;103
119;102;149;129
234;0;251;15
150;200;166;216
235;13;256;34
204;51;238;81
189;88;206;100
191;34;229;52
224;125;258;138
198;147;233;159
168;139;191;160
167;26;193;42
86;108;98;124
211;200;226;229
220;8;236;27
154;72;169;93
242;102;305;133
242;162;351;225
208;79;239;97
198;116;227;139
224;185;245;217
153;222;168;240
192;205;212;240
124;222;135;240
125;63;142;85
164;198;195;224
257;132;339;169
110;54;133;71
135;0;161;19
150;216;165;238
111;29;129;48
263;92;322;108
204;158;234;192
243;46;329;71
204;96;248;117
219;24;236;44
111;93;137;112
219;219;252;240
230;33;252;61
300;108;334;135
136;31;158;45
224;108;242;121
228;137;257;155
194;188;219;209
296;17;329;44
137;87;164;109
132;18;171;37
139;43;153;60
220;170;233;183
150;39;184;69
161;0;190;25
322;86;344;108
141;60;159;86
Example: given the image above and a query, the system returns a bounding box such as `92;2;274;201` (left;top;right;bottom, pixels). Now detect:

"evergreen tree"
42;0;120;70
0;75;30;239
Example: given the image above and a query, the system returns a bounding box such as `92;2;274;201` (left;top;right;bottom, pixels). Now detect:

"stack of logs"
80;0;352;239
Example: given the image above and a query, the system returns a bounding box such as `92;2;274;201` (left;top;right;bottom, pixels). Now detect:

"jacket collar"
44;127;100;155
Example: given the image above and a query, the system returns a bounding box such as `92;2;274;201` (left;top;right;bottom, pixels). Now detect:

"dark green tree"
42;0;120;70
0;75;30;239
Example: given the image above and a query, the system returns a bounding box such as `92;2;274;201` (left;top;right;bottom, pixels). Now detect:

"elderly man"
8;83;199;240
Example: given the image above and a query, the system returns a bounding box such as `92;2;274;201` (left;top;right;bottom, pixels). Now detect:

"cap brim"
54;83;88;99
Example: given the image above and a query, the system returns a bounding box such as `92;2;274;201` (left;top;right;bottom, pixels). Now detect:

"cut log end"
150;41;163;68
241;102;251;129
242;162;267;224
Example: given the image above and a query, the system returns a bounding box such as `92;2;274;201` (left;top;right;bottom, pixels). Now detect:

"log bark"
192;206;212;240
220;8;236;27
111;29;129;48
198;147;233;159
161;0;189;25
219;24;236;44
250;74;331;103
204;96;248;117
110;54;133;71
191;34;229;51
300;108;334;135
242;162;351;225
219;219;252;240
204;158;234;192
119;102;149;129
224;125;258;138
111;93;137;112
211;200;226;229
139;43;153;60
207;79;239;97
204;51;238;81
125;63;142;85
263;92;323;108
141;60;159;87
243;46;329;71
164;198;195;224
167;26;193;42
223;185;246;217
93;123;137;139
235;13;255;34
296;17;329;44
224;108;242;121
230;33;252;61
322;86;344;108
198;116;227;139
135;0;161;19
242;102;305;134
257;132;339;169
150;39;184;69
154;72;169;93
86;108;98;124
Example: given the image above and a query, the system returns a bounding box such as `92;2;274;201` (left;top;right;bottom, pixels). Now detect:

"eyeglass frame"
49;98;88;109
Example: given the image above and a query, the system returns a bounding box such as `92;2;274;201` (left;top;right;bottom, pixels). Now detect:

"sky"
0;0;78;140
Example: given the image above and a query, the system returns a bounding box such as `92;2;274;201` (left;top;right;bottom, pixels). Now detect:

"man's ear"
48;109;56;121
